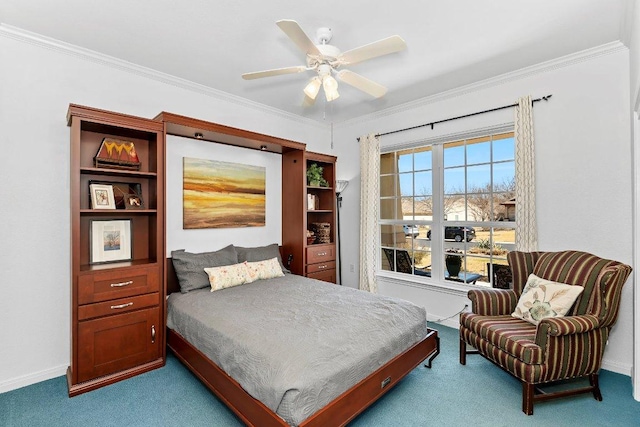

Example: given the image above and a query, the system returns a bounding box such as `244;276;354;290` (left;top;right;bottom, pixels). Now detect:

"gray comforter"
167;274;427;426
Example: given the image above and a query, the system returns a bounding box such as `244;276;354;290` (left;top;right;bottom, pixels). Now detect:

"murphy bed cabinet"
282;151;337;283
67;105;165;396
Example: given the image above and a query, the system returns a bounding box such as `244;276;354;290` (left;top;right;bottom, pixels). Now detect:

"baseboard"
600;359;633;377
0;364;67;394
427;315;459;330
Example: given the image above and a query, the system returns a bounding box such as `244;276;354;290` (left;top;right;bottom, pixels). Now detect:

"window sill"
376;270;473;296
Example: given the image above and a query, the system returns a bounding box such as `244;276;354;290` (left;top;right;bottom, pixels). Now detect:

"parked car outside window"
403;225;420;238
427;226;476;242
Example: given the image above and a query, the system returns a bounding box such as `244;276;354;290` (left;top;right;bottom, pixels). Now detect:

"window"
379;130;516;287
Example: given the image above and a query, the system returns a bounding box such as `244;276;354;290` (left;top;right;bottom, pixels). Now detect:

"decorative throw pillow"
245;257;286;282
204;262;254;292
512;274;584;325
235;244;290;273
171;245;238;293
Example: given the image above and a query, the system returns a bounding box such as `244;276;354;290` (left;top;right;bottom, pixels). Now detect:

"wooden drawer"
78;293;159;321
77;307;160;383
306;244;336;264
78;265;159;305
307;268;336;283
306;260;336;274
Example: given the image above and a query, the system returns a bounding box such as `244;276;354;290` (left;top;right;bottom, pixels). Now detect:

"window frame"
378;125;516;289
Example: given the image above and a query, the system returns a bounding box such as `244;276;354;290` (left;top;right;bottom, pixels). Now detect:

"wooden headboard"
166;257;180;295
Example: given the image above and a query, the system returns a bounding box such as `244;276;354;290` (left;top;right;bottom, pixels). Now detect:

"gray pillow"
235;243;289;273
171;245;238;293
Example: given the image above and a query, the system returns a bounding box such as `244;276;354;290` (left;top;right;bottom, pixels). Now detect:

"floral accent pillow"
245;257;285;282
512;274;584;325
204;262;254;292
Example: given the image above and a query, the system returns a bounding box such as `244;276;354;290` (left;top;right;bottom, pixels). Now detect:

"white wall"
333;44;635;375
165;135;283;254
0;29;330;392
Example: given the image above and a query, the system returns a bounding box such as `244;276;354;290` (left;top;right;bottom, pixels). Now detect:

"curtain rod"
357;94;552;141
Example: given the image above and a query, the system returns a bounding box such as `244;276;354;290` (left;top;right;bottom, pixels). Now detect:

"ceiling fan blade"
276;20;321;56
339;35;407;65
242;66;307;80
302;94;317;107
337;70;387;98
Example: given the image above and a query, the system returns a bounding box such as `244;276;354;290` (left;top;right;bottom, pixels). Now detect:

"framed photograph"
90;219;132;264
124;194;145;210
90;183;116;209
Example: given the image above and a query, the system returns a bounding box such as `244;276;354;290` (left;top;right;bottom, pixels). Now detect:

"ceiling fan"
242;20;407;103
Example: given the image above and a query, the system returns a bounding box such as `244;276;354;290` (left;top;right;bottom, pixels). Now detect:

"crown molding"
336;41;628;128
0;24;325;129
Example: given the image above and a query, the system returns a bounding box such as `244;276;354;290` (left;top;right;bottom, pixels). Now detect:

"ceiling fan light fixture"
323;75;340;102
303;77;322;100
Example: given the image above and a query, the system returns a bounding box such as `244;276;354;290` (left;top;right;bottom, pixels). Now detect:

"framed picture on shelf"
90;219;132;264
89;183;116;209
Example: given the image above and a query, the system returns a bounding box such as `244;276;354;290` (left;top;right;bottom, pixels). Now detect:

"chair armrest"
467;288;518;316
536;314;600;338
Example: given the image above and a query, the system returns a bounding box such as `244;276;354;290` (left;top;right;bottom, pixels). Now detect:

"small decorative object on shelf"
311;222;331;244
89;219;133;264
306;163;328;187
124;194;144;209
94;138;141;170
307;230;316;245
307;193;317;210
89;183;116;209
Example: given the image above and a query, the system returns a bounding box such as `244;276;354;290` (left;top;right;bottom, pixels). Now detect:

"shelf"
307;210;332;213
79;258;158;273
80;167;157;178
80;209;157;215
307;186;333;191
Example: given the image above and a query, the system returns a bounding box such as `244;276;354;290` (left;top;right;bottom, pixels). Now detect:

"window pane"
493;136;515;162
444;167;465;194
380;198;398;220
466;194;491;222
401;198;414;220
415;196;433;220
493;161;515;191
380;175;396;198
444;142;465;167
444;195;465;221
380;152;397;174
494;193;515;221
415;171;432;196
414;147;432;171
467;141;490;165
399;173;413;197
398;151;413;173
467;164;491;192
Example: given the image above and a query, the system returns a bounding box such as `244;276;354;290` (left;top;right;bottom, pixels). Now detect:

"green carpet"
2;325;639;426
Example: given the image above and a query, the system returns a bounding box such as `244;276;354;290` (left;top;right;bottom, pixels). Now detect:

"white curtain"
514;95;538;251
359;133;380;293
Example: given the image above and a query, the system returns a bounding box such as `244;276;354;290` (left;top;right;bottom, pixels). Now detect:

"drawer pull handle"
110;280;134;288
317;252;327;256
318;264;327;269
151;325;156;343
110;302;134;310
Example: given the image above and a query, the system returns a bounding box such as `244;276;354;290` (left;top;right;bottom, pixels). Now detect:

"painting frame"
89;183;116;210
89;219;133;264
182;157;266;229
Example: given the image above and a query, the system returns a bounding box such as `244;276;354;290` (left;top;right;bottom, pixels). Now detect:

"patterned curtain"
514;95;538;251
359;133;380;293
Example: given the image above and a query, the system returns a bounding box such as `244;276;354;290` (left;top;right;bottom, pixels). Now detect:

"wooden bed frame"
166;258;439;426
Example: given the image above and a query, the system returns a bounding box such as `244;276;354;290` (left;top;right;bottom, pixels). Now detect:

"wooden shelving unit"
67;105;165;396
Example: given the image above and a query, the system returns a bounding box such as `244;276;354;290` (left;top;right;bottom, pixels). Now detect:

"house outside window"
379;129;516;288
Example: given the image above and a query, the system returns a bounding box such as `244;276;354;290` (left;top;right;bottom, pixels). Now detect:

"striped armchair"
459;250;631;415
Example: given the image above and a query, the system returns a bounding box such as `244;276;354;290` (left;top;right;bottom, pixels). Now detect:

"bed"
165;251;439;426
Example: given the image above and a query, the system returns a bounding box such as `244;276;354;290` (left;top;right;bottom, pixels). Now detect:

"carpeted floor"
2;324;639;426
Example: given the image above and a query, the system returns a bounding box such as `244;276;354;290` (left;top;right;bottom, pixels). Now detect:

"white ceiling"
0;0;632;123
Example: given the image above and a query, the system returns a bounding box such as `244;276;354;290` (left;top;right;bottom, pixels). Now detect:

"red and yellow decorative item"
94;138;141;170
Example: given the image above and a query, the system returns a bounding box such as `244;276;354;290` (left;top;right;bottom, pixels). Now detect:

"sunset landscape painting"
183;157;265;229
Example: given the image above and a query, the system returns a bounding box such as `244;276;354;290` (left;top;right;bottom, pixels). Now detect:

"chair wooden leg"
589;373;603;401
522;382;534;415
459;338;466;365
